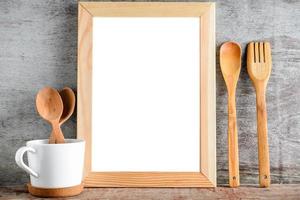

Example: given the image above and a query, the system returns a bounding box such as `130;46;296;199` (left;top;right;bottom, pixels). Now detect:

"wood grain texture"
80;2;211;16
200;3;216;185
77;3;93;179
77;2;216;187
84;172;214;187
220;42;242;187
1;185;300;200
1;0;300;186
27;183;83;198
247;42;272;187
227;92;240;186
35;87;65;143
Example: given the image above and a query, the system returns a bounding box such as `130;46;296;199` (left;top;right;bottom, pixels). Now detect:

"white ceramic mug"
15;139;85;188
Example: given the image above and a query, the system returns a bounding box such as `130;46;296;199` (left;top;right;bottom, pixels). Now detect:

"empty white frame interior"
92;17;200;172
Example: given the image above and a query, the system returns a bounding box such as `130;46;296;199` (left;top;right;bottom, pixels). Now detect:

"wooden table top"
0;184;299;200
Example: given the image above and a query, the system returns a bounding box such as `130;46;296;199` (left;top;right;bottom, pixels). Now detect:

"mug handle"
15;146;39;178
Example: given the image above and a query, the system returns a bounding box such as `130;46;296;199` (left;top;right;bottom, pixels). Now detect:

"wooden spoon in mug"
48;87;76;143
36;87;65;144
220;41;242;187
59;87;76;125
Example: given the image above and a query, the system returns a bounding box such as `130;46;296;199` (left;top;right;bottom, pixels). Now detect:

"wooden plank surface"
0;185;300;200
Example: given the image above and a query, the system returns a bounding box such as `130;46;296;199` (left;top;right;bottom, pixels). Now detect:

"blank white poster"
92;17;200;172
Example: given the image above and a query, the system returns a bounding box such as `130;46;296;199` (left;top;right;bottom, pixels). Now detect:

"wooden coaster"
27;182;84;197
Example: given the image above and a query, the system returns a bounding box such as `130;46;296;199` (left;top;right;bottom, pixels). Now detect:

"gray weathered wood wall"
0;0;299;186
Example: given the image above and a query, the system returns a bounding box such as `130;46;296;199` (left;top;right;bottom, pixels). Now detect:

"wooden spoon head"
36;87;63;122
59;87;76;124
220;41;242;87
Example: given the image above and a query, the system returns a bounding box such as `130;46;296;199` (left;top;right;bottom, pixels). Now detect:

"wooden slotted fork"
247;42;272;187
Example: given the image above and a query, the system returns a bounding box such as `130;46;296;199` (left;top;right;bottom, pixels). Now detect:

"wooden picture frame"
78;2;216;187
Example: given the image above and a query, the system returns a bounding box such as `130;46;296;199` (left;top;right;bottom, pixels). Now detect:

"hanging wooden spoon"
220;41;242;187
36;87;65;144
48;87;76;143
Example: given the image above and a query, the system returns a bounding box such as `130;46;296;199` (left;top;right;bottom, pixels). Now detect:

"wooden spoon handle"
256;90;270;187
228;92;240;187
48;131;56;144
51;122;65;144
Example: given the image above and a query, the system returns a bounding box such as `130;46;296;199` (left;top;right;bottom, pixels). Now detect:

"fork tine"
247;42;254;64
259;42;264;62
264;42;272;64
254;42;259;63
